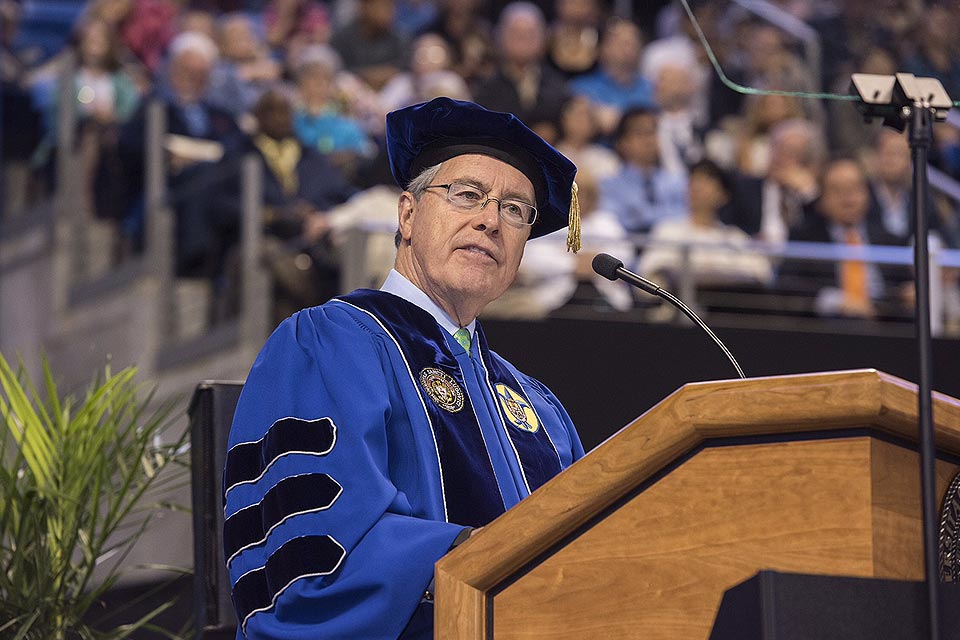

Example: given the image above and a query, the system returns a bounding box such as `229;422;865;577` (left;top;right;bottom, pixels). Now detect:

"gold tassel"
566;181;581;253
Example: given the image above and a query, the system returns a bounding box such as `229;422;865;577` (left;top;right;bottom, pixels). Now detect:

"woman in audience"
292;46;375;178
554;94;619;181
546;0;603;78
638;159;772;293
379;32;463;112
33;17;141;218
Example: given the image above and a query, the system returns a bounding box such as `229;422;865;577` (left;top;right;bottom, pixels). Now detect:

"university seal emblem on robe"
495;383;540;433
419;367;464;413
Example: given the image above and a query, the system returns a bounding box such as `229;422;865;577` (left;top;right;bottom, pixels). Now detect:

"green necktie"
453;328;471;356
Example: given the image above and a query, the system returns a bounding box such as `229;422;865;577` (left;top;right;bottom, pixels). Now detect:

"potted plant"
0;354;189;639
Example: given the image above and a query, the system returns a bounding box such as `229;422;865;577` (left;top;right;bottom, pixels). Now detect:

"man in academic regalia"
222;97;585;639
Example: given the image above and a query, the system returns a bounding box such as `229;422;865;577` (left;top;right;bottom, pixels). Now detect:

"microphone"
592;253;745;379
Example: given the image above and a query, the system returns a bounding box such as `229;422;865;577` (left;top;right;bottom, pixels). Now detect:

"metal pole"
907;100;941;640
145;100;175;341
240;154;269;345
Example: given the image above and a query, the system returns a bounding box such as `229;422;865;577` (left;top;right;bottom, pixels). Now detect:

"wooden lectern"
434;369;960;639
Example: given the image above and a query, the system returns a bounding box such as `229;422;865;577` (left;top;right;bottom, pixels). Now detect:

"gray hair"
168;30;219;63
395;163;444;247
405;163;443;199
770;118;827;168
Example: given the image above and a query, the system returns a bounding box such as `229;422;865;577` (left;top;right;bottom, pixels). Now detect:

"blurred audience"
207;13;281;117
1;0;44;214
114;30;243;273
33;17;141;219
379;32;462;112
418;0;494;87
569;17;652;136
292;46;374;177
208;89;356;324
554;94;620;181
638;159;772;293
5;0;960;329
546;0;602;78
652;62;705;174
473;2;568;132
708;92;806;178
724;118;826;245
330;0;409;92
599;107;687;235
264;0;331;54
780;157;912;319
902;3;960;102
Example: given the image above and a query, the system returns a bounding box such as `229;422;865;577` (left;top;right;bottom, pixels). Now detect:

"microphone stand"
908;98;941;640
851;72;951;640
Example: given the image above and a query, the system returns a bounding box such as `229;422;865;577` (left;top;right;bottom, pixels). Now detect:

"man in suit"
115;31;244;275
473;2;569;134
778;157;912;319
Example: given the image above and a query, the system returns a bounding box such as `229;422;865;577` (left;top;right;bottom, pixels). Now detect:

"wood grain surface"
435;369;960;639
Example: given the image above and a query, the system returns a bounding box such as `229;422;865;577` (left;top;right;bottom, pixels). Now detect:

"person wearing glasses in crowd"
222;97;585;639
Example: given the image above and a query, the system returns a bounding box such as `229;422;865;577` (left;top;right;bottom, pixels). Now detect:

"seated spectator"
569;17;653;136
293;48;372;154
417;0;494;87
903;4;960;104
99;0;180;74
825;44;893;157
736;19;820;119
473;2;569;130
378;33;464;112
329;0;409;92
598;106;687;235
653;62;705;174
207;12;282;117
867;127;960;250
484;170;633;318
724;118;826;245
641;4;711;130
209;89;357;323
779;157;912;319
554;94;620;181
32;18;141;219
706;92;806;177
546;0;603;78
288;43;387;137
638;159;772;292
1;0;47;213
113;30;243;273
264;0;331;55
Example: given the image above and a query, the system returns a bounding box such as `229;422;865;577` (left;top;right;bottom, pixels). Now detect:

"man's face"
499;12;545;66
255;93;294;140
873;130;910;187
616;112;659;167
169;50;212;104
599;21;641;71
397;154;533;316
819;160;869;227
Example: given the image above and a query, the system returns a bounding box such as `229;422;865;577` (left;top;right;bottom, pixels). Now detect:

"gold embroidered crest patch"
494;383;540;433
419;368;464;413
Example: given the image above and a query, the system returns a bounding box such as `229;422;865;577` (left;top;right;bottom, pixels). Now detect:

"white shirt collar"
380;269;475;338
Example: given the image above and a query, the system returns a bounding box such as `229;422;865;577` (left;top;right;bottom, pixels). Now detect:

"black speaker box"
189;381;244;639
710;570;960;640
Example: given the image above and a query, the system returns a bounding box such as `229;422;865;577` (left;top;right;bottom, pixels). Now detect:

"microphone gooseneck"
592;253;745;379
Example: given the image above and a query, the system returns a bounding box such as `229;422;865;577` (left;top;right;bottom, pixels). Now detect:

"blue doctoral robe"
223;289;584;639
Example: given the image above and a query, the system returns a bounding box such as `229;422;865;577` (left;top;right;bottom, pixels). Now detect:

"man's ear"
398;191;416;242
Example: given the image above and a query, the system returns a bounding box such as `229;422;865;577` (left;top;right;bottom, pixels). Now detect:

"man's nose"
473;199;502;231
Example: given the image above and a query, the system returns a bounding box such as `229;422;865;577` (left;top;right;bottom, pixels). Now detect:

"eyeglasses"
424;182;538;228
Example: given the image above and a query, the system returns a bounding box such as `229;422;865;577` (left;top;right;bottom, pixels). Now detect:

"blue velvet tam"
385;97;580;245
